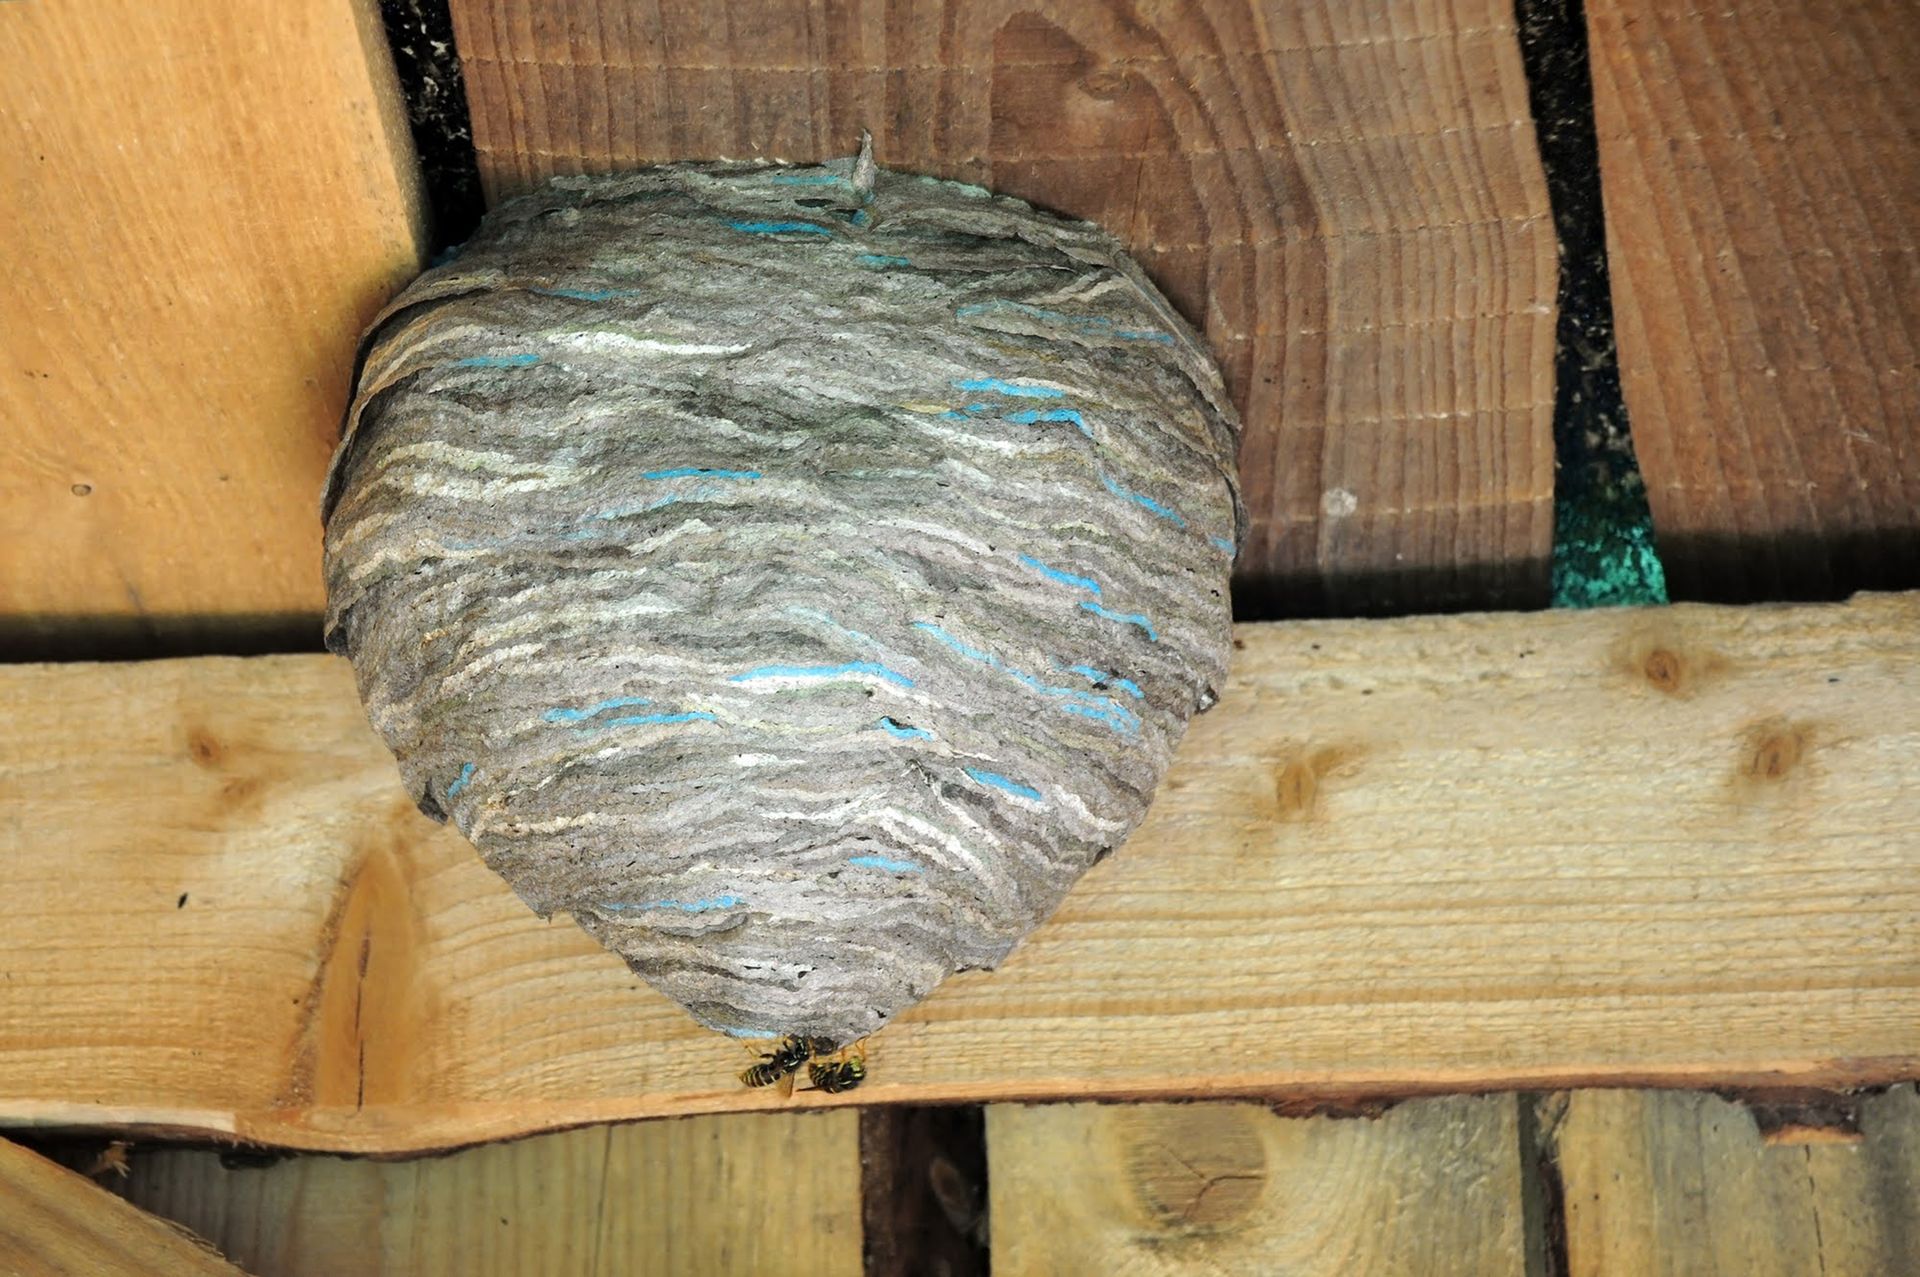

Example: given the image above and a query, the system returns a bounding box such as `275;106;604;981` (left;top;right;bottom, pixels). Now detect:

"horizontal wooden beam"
2;594;1915;1153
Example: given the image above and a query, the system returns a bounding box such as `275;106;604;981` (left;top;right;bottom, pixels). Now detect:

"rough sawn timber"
0;0;425;657
0;593;1915;1153
444;0;1561;615
1587;0;1920;602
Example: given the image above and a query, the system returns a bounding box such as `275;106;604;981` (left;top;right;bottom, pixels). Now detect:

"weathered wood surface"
1553;1086;1920;1276
988;1096;1529;1275
107;1113;860;1277
444;0;1559;615
0;0;425;657
0;1136;247;1276
1588;0;1920;602
1;594;1916;1153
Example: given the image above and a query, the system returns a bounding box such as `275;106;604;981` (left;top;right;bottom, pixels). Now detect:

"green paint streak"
1552;473;1668;609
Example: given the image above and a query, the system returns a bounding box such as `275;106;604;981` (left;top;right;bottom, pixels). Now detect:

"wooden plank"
0;1135;247;1276
1;594;1917;1153
444;0;1559;615
987;1096;1529;1275
109;1113;860;1277
1554;1086;1920;1276
0;0;425;657
1588;1;1920;603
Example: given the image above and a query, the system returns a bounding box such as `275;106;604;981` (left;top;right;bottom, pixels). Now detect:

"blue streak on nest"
321;149;1241;1042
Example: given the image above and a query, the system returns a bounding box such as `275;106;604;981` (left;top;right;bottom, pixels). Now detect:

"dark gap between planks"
1517;1093;1572;1277
0;613;324;664
1516;0;1667;609
861;1107;991;1277
376;0;485;255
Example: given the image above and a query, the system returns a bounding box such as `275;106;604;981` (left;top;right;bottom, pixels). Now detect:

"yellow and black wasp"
737;1034;868;1096
806;1054;866;1094
739;1034;837;1094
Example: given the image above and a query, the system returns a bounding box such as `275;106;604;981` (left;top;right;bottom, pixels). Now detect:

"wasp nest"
323;145;1240;1044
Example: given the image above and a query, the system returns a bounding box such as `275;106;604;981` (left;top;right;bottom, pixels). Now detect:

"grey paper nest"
322;149;1240;1044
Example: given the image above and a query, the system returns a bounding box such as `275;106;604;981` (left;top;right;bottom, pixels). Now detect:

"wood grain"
0;0;425;657
444;0;1559;615
987;1096;1529;1275
108;1113;860;1277
1;594;1916;1154
1554;1086;1920;1276
1588;0;1920;602
0;1136;246;1276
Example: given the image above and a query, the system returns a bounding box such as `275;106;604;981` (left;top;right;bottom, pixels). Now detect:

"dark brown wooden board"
443;0;1560;616
1588;0;1920;602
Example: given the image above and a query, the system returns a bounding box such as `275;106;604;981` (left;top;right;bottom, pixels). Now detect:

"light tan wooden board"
104;1112;859;1277
0;1135;247;1276
445;0;1558;615
1588;0;1920;602
1;595;1917;1153
0;0;424;654
1554;1087;1920;1277
988;1096;1529;1276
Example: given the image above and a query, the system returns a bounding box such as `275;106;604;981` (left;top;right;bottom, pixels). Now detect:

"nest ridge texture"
323;152;1240;1042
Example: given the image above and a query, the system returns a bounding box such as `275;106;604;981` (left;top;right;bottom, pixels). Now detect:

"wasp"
806;1052;867;1094
739;1034;837;1090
